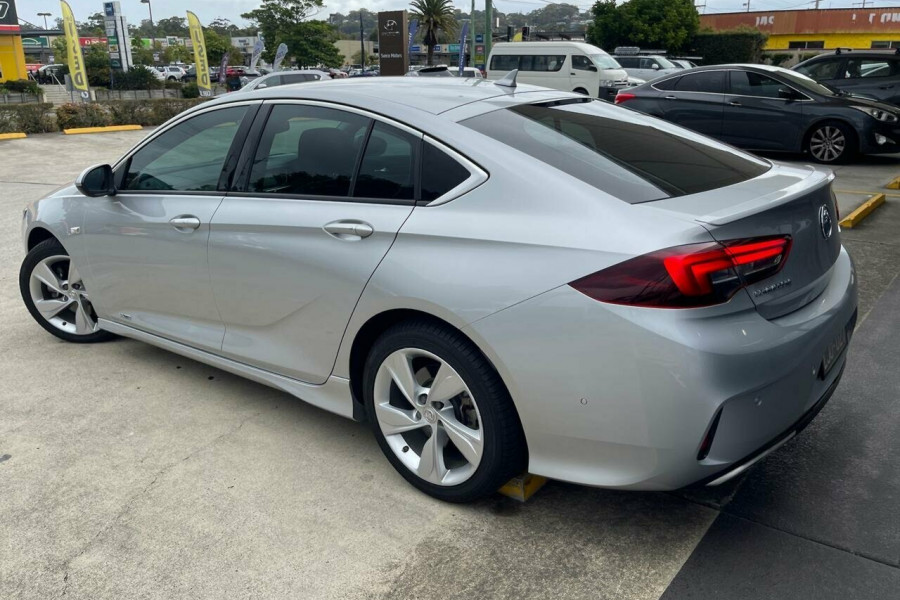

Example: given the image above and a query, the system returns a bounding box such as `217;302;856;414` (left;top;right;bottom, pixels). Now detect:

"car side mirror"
75;164;116;197
258;82;267;88
588;65;598;72
778;87;799;100
651;64;660;70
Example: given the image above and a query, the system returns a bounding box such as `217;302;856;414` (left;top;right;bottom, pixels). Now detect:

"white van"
487;42;629;101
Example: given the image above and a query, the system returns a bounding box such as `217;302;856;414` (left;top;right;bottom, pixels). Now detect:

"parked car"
139;65;166;82
672;59;698;69
488;41;629;101
240;70;331;91
182;65;221;84
610;51;681;81
35;64;66;84
793;50;900;106
20;78;856;502
405;65;454;77
156;66;186;81
239;70;264;87
457;67;484;79
616;64;900;163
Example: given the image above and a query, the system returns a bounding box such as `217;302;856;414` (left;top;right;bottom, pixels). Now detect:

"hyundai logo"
384;19;397;31
819;205;833;240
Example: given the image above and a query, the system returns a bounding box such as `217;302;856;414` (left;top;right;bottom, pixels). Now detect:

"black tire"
806;120;857;164
363;319;527;503
19;238;114;344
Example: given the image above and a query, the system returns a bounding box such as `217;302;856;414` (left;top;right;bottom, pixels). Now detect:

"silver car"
241;70;331;91
19;78;857;502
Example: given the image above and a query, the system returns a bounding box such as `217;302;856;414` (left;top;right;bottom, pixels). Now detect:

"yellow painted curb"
63;125;143;135
840;193;886;229
886;176;900;190
498;474;548;502
0;132;26;140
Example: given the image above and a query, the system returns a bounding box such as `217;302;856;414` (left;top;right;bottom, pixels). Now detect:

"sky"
18;0;900;32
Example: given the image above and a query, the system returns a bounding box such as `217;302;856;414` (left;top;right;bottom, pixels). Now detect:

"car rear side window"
249;104;371;197
354;122;419;200
675;71;725;93
653;76;680;90
795;59;842;80
420;143;471;203
461;100;769;202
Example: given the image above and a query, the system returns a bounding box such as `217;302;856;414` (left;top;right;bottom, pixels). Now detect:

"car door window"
616;56;639;68
728;71;784;98
421;143;472;203
844;58;898;79
795;59;842;80
674;71;725;93
248;104;371;197
639;58;657;70
572;55;593;71
353;122;419;201
122;106;248;192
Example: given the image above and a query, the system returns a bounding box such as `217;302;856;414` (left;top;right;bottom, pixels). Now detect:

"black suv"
793;50;900;106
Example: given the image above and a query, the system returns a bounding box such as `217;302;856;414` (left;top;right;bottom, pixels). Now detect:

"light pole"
140;0;155;56
37;12;52;29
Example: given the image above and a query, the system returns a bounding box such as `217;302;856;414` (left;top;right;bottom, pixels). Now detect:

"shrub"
105;100;148;126
0;79;42;95
55;103;111;129
145;98;206;124
110;67;162;90
181;82;200;98
768;53;793;67
692;28;768;65
0;103;56;133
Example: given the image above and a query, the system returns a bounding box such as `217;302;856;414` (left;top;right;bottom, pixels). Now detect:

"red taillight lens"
614;92;636;104
569;236;792;308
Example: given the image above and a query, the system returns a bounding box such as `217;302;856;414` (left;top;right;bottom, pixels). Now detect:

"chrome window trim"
111;100;262;172
422;136;489;207
259;98;424;139
650;69;813;102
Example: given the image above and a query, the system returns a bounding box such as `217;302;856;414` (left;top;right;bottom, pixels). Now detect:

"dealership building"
700;7;900;51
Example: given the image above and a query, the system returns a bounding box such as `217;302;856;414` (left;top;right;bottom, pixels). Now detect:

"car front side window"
728;71;785;99
122;106;249;192
572;55;593;71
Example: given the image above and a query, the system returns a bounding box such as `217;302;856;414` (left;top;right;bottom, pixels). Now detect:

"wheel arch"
802;117;861;154
27;226;58;251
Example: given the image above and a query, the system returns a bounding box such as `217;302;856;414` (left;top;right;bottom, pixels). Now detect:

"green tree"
131;38;154;65
204;28;231;65
410;0;458;66
587;0;698;53
242;0;342;67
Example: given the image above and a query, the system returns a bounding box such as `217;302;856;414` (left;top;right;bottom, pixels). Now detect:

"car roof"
490;41;605;54
214;77;569;115
801;51;899;61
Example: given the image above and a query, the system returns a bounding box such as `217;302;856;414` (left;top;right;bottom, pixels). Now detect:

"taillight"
614;92;636;104
569;236;792;308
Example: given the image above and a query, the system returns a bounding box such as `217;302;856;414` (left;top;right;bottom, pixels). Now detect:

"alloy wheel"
810;125;846;162
373;348;484;486
28;255;100;336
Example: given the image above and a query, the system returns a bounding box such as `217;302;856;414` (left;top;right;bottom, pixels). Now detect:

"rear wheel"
19;238;112;344
807;121;856;164
363;320;526;502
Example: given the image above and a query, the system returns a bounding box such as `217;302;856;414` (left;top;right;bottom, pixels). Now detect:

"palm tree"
410;0;458;66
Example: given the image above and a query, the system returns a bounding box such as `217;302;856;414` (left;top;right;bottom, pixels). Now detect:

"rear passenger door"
207;102;420;384
659;70;726;137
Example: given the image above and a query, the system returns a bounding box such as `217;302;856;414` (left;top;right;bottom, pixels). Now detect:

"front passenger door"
722;70;805;151
208;103;419;384
81;104;255;350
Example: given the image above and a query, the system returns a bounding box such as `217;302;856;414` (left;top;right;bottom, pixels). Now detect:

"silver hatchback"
20;78;857;502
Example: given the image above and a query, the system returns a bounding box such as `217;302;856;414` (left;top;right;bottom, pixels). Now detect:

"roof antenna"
494;69;518;89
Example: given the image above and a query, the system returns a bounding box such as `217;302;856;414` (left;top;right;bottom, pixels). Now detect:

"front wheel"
807;121;856;164
19;238;113;344
363;320;526;502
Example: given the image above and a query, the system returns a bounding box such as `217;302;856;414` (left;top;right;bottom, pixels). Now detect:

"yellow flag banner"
186;11;212;97
60;0;89;99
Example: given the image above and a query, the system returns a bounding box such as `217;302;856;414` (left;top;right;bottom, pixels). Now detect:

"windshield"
655;56;677;69
772;68;838;97
591;54;622;70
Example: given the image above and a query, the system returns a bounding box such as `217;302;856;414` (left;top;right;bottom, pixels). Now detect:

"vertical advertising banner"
408;19;418;55
60;1;89;99
249;38;264;72
273;43;288;71
219;53;228;84
377;10;409;77
458;21;469;75
186;11;212;97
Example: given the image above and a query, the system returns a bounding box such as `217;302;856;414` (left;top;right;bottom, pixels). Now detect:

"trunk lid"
648;162;842;319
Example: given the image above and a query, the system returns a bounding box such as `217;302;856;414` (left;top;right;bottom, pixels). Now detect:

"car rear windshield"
460;100;770;203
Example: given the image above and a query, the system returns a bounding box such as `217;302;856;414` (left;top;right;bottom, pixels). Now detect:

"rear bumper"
467;246;857;490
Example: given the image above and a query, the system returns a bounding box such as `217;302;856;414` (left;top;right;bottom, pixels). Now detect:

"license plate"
821;321;851;377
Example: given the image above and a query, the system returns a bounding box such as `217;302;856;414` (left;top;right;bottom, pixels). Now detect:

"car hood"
827;93;898;112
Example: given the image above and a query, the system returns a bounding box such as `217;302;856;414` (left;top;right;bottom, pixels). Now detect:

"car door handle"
729;100;742;106
169;216;201;231
323;220;374;241
664;95;677;100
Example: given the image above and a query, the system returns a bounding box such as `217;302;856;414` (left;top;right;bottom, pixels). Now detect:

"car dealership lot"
2;131;899;599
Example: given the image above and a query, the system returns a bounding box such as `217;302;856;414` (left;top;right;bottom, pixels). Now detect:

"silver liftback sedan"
20;77;857;502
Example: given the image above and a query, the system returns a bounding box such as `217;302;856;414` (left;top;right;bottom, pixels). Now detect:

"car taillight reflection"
614;92;636;105
569;236;793;308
